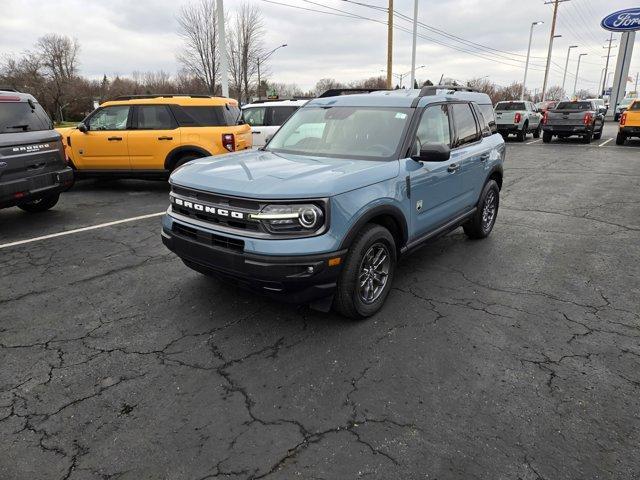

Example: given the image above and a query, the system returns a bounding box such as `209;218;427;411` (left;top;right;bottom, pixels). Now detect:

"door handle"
157;136;173;140
480;154;490;162
107;136;123;141
252;131;261;134
447;163;460;173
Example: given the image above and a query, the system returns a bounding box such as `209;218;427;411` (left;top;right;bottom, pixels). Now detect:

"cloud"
1;0;638;93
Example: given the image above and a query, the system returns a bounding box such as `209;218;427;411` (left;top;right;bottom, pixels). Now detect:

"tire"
517;123;527;142
542;131;552;143
582;131;593;144
172;154;200;172
614;114;620;122
333;224;396;319
593;125;602;140
533;123;541;139
463;180;499;240
616;132;626;145
18;193;60;213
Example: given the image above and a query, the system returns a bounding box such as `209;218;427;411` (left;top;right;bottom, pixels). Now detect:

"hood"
170;149;399;199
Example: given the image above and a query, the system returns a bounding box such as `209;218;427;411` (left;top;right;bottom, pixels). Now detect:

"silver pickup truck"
494;101;542;142
542;100;605;144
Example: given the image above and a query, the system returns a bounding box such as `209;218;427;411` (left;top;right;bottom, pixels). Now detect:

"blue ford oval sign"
601;8;640;32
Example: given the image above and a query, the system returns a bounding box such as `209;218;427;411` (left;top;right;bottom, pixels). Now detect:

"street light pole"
573;53;587;97
256;44;287;100
522;21;544;100
561;45;578;96
541;0;570;101
394;65;425;88
216;0;228;97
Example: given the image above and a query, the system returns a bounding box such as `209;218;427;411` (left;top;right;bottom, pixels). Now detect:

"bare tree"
314;78;345;96
544;85;566;100
228;2;264;102
36;34;80;121
176;0;219;94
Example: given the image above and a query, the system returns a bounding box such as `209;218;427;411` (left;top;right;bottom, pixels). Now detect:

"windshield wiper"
5;124;30;131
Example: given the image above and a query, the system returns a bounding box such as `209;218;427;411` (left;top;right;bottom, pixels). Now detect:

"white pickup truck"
494;101;542;142
242;99;309;148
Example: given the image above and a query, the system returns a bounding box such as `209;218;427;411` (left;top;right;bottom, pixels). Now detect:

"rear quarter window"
172;105;240;127
478;104;497;133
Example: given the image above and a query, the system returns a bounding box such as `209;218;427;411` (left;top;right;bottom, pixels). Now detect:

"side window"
268;106;299;126
243;107;266;127
88;106;130;131
415;104;451;155
478;104;497;133
136;105;176;130
472;104;491;137
452;103;480;147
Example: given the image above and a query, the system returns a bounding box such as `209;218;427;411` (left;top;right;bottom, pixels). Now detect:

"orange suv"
57;95;251;177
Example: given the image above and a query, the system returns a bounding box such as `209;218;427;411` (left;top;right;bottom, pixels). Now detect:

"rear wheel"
533;123;541;139
542;131;552;143
18;193;60;213
616;132;626;145
517;123;527;142
582;131;593;144
463;180;499;240
334;224;396;319
593;122;603;140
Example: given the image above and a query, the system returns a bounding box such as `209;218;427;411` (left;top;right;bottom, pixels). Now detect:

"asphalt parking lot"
1;122;639;479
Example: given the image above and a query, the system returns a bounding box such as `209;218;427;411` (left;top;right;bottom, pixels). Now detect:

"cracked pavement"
1;124;639;479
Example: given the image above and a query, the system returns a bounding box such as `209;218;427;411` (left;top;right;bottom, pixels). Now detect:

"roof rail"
418;85;479;97
111;94;215;101
317;88;385;98
248;97;311;104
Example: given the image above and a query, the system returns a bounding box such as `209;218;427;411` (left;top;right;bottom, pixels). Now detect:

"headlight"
250;203;325;234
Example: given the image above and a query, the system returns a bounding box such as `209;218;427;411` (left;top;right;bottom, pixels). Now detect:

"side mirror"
77;122;88;133
413;144;451;162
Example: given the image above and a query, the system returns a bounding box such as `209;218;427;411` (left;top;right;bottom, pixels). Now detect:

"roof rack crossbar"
317;88;385;98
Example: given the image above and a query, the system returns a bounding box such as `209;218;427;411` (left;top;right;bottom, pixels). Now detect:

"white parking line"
598;138;613;147
526;139;542;145
0;212;165;250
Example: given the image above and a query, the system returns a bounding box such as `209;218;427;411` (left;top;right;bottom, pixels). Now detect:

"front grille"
171;185;259;210
173;223;245;252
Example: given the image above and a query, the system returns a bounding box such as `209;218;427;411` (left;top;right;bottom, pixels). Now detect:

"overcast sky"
1;0;639;94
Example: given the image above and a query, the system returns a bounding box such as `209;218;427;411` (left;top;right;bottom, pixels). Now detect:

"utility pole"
522;21;544;100
216;0;228;98
409;0;418;88
541;0;569;102
635;72;639;93
602;33;616;98
387;0;393;89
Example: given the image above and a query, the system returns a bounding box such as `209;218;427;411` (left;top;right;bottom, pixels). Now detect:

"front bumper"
162;217;347;304
0;167;74;208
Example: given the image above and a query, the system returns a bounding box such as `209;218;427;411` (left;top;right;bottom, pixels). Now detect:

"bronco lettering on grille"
171;195;246;220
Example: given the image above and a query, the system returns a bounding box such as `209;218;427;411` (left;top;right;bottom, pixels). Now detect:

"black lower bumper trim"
0;167;74;209
162;227;347;304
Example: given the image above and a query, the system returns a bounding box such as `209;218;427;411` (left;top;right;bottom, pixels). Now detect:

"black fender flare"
339;204;409;251
164;145;212;170
486;164;504;191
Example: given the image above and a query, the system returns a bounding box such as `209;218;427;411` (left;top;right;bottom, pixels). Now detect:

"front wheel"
542;131;552;143
334;224;396;319
464;180;499;240
18;193;60;213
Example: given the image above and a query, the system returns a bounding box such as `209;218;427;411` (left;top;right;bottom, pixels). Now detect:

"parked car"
536;100;558;117
57;95;252;178
0;89;73;212
494;101;542;141
161;86;505;318
616;99;640;145
242;99;309;148
614;97;636;122
542;100;605;144
587;98;607;116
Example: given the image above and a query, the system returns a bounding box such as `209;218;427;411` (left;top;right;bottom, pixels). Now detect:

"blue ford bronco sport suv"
162;86;505;318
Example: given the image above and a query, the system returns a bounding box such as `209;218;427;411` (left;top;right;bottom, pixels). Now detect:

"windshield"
629;101;640;111
556;101;592;111
266;106;412;160
620;98;634;107
0;102;52;134
495;102;526;111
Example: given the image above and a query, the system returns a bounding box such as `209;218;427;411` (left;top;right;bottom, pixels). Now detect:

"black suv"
0;89;73;212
